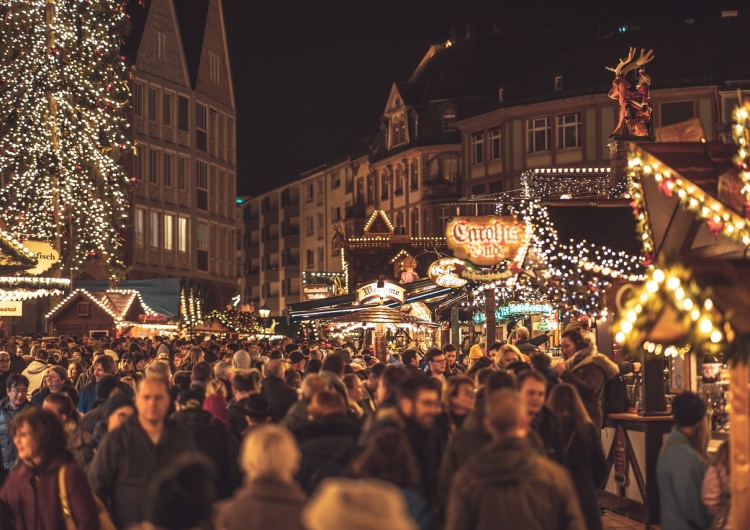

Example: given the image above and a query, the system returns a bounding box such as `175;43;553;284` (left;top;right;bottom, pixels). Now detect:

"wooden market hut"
46;289;157;338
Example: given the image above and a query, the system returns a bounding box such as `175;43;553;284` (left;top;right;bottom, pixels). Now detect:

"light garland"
363;209;395;233
612;258;726;358
0;0;133;279
731;90;750;204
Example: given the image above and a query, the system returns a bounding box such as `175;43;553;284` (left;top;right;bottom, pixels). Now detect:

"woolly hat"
103;349;119;362
672;391;707;426
468;344;484;360
288;350;306;364
242;393;271;421
232;350;251;369
303;478;417;530
102;393;134;419
96;375;121;401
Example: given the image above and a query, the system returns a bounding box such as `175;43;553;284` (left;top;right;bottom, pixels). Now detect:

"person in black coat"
171;389;241;499
547;383;608;530
519;370;566;465
292;389;360;494
261;359;299;422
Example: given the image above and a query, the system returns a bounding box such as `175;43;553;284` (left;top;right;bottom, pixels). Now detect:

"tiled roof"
122;0;152;63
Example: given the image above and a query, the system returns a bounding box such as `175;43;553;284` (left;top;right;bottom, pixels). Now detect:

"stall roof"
287;278;455;322
688;258;750;335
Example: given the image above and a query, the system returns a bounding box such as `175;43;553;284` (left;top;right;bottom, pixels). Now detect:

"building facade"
125;0;237;311
242;21;750;313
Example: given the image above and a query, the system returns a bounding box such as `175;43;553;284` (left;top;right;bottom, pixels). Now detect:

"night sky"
222;0;734;196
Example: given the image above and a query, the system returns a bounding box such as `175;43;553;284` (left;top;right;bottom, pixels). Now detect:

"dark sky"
222;0;733;196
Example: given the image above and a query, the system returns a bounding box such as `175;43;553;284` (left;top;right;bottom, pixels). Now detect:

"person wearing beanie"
657;391;713;530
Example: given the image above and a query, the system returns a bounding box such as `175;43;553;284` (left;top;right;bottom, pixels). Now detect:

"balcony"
423;180;462;199
345;204;367;220
264;237;279;255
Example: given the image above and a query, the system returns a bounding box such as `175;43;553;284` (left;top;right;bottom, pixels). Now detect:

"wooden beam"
730;362;750;529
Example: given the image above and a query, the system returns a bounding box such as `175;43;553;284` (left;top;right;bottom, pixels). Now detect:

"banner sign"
0;301;22;317
445;216;526;266
428;258;468;288
356;279;405;305
138;314;168;324
23;241;60;276
303;284;330;301
472;303;554;324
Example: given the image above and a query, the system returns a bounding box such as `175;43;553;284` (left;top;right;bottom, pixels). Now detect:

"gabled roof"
123;0;152;62
173;0;210;86
46;289;157;322
364;209;395;234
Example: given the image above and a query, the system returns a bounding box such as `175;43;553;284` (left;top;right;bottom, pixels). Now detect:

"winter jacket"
701;460;732;529
214;478;306;530
66;424;96;472
21;360;49;399
530;407;566;465
445;435;586;530
560;344;619;429
560;421;608;530
0;453;99;530
0;397;31;471
171;408;242;499
280;398;311;432
293;415;360;493
226;397;248;434
657;428;713;530
87;415;195;528
261;376;299;423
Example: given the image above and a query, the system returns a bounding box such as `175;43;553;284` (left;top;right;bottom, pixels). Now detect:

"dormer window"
390;116;406;148
442;109;456;131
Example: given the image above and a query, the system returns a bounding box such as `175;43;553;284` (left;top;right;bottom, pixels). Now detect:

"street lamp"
259;304;271;328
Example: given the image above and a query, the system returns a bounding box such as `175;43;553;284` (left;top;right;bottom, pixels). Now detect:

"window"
178;217;188;253
330;171;340;189
133;83;143;117
77;303;90;317
554;75;563;91
442;109;456;131
134;208;145;247
345;170;353;193
218;114;225;158
133;144;143;181
318;247;324;263
196;160;208;210
307;183;314;201
381;173;389;199
366;176;374;204
197;220;209;271
396;211;404;229
149;211;160;248
471;184;485;196
178;95;189;131
440;158;459;182
660;101;695;127
391;117;406;145
149;149;160;184
209;109;218;155
227;117;235;156
410;159;419;189
306;216;314;234
557;112;582;149
488;180;505;194
471;132;484;164
148;87;159;121
177;156;188;190
209;52;220;84
157;31;166;60
306;250;314;268
411;208;419;236
489;127;502;160
196;102;207;151
163;214;174;251
527;117;551;153
317;213;323;229
162;92;173;126
331;207;341;221
163;153;174;187
394;167;403;194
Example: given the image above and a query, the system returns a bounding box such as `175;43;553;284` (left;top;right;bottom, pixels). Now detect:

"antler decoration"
606;47;655;77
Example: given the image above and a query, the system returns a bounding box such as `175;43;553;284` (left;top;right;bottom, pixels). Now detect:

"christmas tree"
0;0;133;279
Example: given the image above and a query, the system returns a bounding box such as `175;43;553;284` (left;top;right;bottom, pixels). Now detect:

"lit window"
164;214;174;251
134;208;145;247
149;211;160;248
442;109;456;131
178;217;188;253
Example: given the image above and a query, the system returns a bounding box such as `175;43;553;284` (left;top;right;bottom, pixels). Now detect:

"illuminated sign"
428;258;468;288
23;241;60;276
472;303;554;324
356;279;406;305
446;216;525;266
303;284;330;301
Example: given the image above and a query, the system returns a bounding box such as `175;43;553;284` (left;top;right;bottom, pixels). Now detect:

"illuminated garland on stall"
203;309;261;335
180;284;204;331
612;257;727;358
732;90;750;206
0;0;134;279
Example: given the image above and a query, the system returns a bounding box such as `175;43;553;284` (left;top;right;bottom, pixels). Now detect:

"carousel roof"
328;305;438;326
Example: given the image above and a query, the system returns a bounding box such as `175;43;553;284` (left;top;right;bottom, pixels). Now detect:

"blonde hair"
206;379;227;399
240;424;300;482
494;344;523;369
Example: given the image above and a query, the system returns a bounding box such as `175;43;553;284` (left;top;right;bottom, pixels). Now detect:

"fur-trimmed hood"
565;344;619;380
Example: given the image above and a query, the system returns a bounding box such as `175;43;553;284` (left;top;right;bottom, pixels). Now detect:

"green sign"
472;303;554;325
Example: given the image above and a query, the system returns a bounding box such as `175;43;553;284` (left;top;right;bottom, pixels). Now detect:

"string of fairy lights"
0;0;133;279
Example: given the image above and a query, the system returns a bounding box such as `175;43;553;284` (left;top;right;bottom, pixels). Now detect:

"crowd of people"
0;326;731;529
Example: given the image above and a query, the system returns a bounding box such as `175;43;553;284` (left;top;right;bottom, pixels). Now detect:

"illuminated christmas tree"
0;0;133;278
